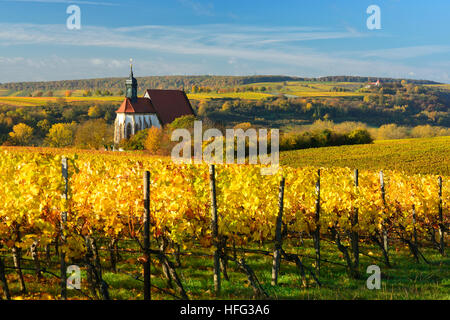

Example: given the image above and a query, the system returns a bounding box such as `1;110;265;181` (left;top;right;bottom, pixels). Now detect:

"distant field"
0;80;369;102
240;80;366;98
0;96;124;107
425;84;450;90
280;136;450;176
187;92;274;100
289;91;364;97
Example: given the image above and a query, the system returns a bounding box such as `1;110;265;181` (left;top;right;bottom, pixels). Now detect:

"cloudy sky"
0;0;449;83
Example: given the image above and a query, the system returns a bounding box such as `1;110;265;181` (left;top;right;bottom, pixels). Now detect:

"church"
114;65;195;144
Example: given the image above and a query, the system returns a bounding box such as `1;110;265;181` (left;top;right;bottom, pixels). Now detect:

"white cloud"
0;23;448;83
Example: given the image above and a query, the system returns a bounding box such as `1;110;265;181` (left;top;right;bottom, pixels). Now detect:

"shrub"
119;129;149;150
346;129;373;145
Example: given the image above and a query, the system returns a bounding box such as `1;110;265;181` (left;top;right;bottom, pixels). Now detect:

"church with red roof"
114;64;195;144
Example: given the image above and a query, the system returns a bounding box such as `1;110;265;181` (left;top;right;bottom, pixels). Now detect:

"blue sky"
0;0;449;83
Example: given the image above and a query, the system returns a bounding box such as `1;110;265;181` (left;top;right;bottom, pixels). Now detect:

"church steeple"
126;58;138;101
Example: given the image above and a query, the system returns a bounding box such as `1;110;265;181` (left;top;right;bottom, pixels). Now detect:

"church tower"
125;59;138;101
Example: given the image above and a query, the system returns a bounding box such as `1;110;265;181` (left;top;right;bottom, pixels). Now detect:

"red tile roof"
144;89;195;125
116;97;156;113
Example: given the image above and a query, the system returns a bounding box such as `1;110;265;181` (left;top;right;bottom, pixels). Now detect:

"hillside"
0;75;449;148
0;75;440;95
280;136;450;176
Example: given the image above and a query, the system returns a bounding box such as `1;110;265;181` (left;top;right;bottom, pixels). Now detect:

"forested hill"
0;75;440;93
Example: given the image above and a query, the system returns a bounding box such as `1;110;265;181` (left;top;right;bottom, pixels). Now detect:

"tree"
9;123;33;146
169;115;196;130
75;119;113;149
221;101;232;112
65;90;72;97
304;102;313;112
197;101;208;116
46;123;77;147
144;127;164;154
88;105;101;118
37;119;51;135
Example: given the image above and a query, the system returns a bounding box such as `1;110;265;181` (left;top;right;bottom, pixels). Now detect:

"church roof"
116;97;156;113
144;89;195;125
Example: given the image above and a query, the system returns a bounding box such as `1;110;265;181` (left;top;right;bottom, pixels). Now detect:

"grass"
3;239;448;300
280;136;450;176
151;241;448;300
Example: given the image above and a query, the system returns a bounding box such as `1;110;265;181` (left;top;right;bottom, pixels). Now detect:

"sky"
0;0;449;83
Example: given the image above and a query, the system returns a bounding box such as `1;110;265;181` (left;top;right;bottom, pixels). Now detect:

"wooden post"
209;165;220;294
380;170;389;255
412;204;418;248
0;256;10;300
143;171;151;300
271;177;285;286
351;169;359;269
438;176;445;256
314;169;321;273
60;157;68;300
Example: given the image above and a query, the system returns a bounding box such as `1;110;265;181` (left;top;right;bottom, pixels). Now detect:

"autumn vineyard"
0;149;448;300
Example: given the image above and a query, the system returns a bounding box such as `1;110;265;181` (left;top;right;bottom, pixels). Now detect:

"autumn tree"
221;101;232;112
197;100;208;116
9;123;34;146
37;119;51;135
75;119;113;149
45;123;77;147
144;126;164;154
88;105;101;118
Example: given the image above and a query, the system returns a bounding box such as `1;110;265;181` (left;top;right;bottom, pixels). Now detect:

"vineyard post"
314;169;321;273
271;177;285;286
351;169;359;269
60;157;68;300
209;165;221;295
380;170;389;255
412;204;418;249
143;171;151;300
438;176;445;256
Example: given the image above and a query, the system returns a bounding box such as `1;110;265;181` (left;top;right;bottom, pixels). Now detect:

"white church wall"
114;112;161;144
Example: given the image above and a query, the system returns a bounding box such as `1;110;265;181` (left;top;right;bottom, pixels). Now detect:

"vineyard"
0;148;448;300
280;136;450;176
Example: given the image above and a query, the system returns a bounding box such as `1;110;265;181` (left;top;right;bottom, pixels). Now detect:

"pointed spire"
126;58;138;101
129;58;134;78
